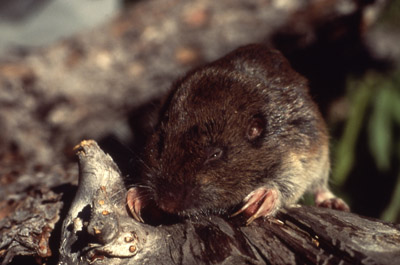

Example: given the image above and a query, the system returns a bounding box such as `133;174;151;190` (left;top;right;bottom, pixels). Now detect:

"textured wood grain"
59;140;400;265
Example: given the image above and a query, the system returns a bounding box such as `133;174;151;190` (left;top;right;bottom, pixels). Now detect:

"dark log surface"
59;140;400;265
0;0;399;264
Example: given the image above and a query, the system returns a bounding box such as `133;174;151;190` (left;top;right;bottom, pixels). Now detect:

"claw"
231;188;267;217
246;190;278;225
231;187;279;225
126;187;144;223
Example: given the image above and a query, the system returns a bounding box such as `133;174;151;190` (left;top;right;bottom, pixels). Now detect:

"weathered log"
59;140;400;265
0;188;62;264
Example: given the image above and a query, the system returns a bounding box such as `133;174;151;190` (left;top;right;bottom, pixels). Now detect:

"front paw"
126;187;145;222
232;187;280;224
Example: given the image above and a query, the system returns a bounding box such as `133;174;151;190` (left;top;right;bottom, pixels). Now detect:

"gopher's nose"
158;191;184;214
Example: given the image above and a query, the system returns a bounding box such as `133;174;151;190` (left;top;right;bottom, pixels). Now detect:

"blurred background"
0;0;399;224
0;0;119;52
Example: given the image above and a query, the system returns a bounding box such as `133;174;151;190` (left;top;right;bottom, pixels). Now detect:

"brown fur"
128;44;348;220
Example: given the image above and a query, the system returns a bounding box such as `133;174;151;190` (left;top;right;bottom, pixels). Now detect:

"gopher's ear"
246;116;265;141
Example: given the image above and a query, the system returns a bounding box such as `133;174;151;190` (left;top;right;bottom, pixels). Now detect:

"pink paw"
315;189;350;212
232;187;279;224
126;187;145;222
316;197;350;212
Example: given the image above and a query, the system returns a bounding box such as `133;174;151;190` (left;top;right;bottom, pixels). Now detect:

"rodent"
126;44;349;224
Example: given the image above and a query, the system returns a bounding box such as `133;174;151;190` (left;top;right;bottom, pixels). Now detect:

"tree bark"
58;140;400;265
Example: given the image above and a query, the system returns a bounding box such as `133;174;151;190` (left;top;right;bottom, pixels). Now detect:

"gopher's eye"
205;147;223;164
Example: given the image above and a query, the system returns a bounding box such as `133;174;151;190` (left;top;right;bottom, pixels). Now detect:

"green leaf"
332;78;373;186
390;85;400;125
368;85;393;171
